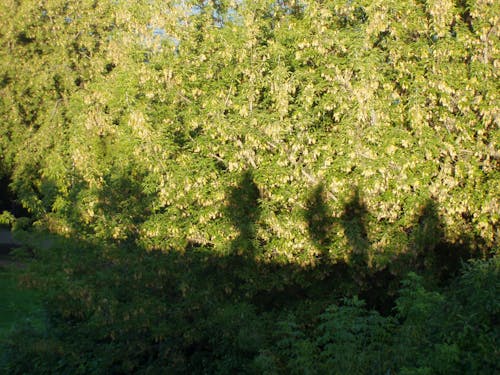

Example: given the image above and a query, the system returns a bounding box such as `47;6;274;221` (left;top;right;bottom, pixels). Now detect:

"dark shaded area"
305;183;334;251
104;62;116;74
16;32;35;45
227;170;261;257
93;172;153;243
0;73;11;89
410;199;476;284
303;185;394;312
0;228;21;261
413;199;443;254
304;185;370;258
300;184;479;314
0;172;29;262
1;173;491;374
337;188;399;314
0;174;29;218
339;187;370;266
5;226;496;374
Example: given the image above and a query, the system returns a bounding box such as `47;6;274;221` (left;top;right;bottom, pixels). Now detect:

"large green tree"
2;0;498;260
0;0;498;372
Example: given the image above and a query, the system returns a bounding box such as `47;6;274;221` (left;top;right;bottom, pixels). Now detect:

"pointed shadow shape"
412;199;443;254
340;187;370;267
226;170;261;256
304;183;334;253
411;198;474;282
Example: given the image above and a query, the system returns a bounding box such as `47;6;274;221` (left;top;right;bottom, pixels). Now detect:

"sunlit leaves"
1;0;498;261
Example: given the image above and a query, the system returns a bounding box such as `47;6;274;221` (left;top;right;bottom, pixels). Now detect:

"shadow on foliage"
301;184;479;312
304;184;393;311
227;170;261;257
304;183;334;252
409;198;476;283
339;187;370;267
4;173;485;374
304;184;370;265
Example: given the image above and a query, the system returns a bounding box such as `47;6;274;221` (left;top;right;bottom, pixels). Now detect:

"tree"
1;1;498;372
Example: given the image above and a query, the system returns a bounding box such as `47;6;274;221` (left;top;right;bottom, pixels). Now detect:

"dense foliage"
1;237;498;374
0;0;498;373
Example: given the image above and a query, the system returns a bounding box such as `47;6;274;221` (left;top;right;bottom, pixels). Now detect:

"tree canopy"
0;0;498;373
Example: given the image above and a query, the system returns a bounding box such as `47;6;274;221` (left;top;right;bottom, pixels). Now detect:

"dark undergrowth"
0;223;497;374
1;172;498;374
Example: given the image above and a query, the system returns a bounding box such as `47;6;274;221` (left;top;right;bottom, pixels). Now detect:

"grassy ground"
0;261;44;341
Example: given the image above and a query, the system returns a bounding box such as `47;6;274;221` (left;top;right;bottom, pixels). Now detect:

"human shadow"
408;198;476;283
339;187;370;267
301;185;478;311
304;183;334;252
226;170;261;257
304;184;393;310
8;173;486;373
411;199;443;255
304;184;370;265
